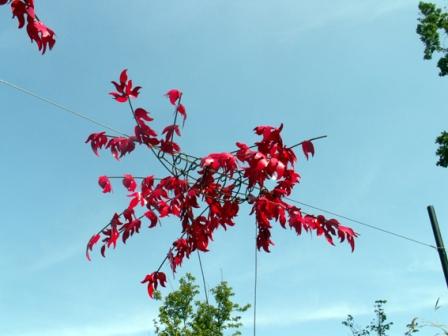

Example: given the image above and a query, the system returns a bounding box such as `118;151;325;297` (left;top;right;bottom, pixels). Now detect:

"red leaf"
107;228;119;248
134;108;153;125
128;192;145;209
110;69;140;102
8;0;56;54
157;272;167;287
98;176;112;193
120;210;132;225
100;245;106;257
165;89;181;105
122;174;137;192
106;137;136;160
86;234;101;261
177;104;187;125
159;140;180;154
85;132;107;156
141;272;166;298
144;210;158;228
162;124;181;140
301;140;315;160
119;69;128;84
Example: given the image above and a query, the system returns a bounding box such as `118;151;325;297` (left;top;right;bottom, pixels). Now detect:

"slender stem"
288;135;327;149
127;98;141;127
253;220;258;336
230;135;327;154
169;94;182;143
197;250;209;304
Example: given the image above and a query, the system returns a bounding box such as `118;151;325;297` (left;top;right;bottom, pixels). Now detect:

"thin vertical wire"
197;250;209;304
253;221;258;336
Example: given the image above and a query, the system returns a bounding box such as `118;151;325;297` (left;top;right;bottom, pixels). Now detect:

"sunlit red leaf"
165;89;181;105
98;176;112;193
110;69;140;102
122;174;137;192
86;234;101;261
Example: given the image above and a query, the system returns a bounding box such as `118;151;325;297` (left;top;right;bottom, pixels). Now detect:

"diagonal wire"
197;251;209;304
0;79;128;136
285;197;437;249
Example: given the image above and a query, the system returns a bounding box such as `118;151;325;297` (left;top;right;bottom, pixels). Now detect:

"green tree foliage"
342;300;393;336
435;131;448;167
343;299;448;336
416;3;448;168
417;2;448;76
153;273;250;336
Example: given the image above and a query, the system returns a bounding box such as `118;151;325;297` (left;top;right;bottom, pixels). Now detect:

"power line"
286;197;437;250
0;79;127;137
1;78;437;251
197;251;209;304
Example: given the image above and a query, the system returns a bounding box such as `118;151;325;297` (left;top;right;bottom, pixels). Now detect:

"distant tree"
416;2;448;168
417;2;448;76
342;300;393;336
153;273;250;336
435;131;448;168
343;299;448;336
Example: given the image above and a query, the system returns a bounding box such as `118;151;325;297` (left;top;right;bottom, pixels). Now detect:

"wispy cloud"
406;258;441;273
27;244;81;273
242;291;448;329
243;302;370;327
10;311;156;336
278;0;416;42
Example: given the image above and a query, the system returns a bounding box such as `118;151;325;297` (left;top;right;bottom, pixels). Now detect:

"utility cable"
0;79;127;136
286;197;437;250
197;250;209;304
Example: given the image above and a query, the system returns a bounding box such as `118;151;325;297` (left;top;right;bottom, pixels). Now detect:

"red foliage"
86;70;358;299
110;69;141;103
0;0;357;300
141;272;167;298
122;174;137;192
302;140;315;160
98;176;112;193
1;0;55;53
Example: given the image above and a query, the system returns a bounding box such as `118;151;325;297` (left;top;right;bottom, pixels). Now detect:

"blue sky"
1;0;448;335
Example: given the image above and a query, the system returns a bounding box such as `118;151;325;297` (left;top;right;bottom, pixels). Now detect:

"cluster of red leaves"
86;70;358;299
141;272;167;298
109;69;141;103
0;0;55;54
235;125;356;252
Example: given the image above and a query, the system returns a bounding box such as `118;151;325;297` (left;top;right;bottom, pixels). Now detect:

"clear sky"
1;1;447;335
